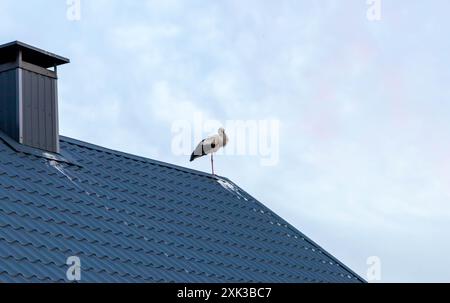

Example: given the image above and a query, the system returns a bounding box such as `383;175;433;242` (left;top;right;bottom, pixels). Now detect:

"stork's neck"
221;132;228;147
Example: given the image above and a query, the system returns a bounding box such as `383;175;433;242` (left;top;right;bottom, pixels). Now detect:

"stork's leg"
211;153;215;175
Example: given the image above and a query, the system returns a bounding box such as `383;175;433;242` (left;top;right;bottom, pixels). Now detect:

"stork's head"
218;127;226;135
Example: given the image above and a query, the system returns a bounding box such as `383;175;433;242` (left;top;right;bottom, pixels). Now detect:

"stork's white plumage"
190;128;228;175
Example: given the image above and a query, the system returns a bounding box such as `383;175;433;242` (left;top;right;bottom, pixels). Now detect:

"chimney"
0;41;69;154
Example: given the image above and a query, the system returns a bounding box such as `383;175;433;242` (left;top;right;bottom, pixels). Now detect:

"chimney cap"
0;40;70;68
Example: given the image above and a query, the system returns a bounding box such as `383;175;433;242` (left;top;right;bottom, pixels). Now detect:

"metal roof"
0;135;365;283
0;41;70;68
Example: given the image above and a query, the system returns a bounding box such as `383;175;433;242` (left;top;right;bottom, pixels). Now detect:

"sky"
1;0;450;282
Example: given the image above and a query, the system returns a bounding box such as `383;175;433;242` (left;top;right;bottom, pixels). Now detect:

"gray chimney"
0;41;69;153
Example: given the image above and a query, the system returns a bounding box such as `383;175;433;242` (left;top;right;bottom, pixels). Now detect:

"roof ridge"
59;135;229;181
233;186;367;283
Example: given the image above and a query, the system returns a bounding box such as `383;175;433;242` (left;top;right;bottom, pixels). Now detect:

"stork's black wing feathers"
190;139;207;162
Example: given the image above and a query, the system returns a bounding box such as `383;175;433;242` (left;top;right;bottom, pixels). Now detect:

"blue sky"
2;0;450;282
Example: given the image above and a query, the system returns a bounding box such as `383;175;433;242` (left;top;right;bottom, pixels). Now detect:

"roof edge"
223;178;367;283
60;135;223;179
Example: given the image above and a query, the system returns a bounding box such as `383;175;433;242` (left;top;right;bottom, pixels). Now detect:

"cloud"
110;24;181;50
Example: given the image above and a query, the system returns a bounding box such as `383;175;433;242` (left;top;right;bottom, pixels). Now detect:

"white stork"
190;128;228;175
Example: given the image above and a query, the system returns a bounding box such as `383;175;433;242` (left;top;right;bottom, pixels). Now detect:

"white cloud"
110;24;181;50
146;80;214;123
